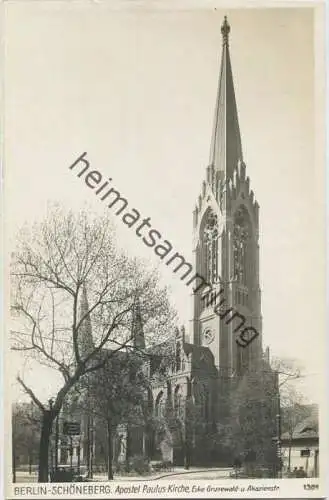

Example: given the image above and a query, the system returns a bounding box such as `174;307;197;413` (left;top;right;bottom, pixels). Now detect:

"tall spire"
78;284;94;358
209;16;243;179
131;295;145;350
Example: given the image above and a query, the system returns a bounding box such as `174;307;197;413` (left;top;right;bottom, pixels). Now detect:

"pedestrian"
233;456;242;478
297;466;307;478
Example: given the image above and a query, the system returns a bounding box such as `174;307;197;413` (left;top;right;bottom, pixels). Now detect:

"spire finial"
221;16;230;45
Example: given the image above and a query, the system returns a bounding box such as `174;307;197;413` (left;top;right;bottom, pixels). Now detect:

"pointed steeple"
209;16;243;179
78;284;94;357
131;295;145;350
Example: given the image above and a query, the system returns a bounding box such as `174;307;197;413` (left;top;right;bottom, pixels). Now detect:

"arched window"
146;388;153;415
174;385;183;419
155;391;164;418
202;209;219;284
175;342;181;372
185;377;192;400
233;206;251;286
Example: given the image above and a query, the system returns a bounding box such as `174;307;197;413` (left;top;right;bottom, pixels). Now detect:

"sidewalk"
91;467;233;482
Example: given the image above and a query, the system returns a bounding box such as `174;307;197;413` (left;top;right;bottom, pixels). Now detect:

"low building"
281;406;319;477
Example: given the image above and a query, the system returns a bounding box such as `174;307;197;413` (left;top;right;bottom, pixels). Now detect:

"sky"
4;4;325;406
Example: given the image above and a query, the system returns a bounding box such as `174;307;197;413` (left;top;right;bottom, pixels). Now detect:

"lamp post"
69;436;73;473
87;407;94;479
89;423;94;479
77;441;81;476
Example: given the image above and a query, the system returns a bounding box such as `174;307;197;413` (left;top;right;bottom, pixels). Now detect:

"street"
150;468;233;480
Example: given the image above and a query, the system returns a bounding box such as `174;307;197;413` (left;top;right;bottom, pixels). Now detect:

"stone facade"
140;16;272;467
61;16;279;473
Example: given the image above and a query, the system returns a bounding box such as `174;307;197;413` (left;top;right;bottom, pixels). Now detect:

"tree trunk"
107;420;113;480
29;452;33;475
54;416;59;472
288;440;292;472
185;422;192;470
179;424;190;470
314;449;319;477
38;410;54;482
184;439;191;470
86;415;91;476
125;429;131;472
144;422;153;461
12;438;16;483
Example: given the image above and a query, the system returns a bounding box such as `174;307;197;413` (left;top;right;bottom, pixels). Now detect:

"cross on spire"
221;16;230;45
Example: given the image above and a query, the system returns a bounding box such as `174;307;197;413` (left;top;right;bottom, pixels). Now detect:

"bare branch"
16;376;45;412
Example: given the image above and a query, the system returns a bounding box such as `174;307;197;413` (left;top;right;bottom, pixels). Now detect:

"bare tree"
280;386;310;472
270;356;303;389
270;356;308;475
10;205;175;482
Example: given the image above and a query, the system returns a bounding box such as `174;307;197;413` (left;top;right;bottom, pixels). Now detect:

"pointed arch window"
155;391;164;418
233;206;251;286
175;342;181;372
199;391;206;418
203;209;219;284
174;385;183;419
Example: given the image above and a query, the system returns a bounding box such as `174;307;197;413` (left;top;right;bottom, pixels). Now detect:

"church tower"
191;17;262;377
78;284;94;359
131;295;146;351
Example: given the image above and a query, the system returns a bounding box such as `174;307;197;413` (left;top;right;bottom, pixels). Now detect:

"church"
61;16;279;475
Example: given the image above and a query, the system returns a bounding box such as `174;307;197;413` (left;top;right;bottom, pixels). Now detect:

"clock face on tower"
203;328;214;345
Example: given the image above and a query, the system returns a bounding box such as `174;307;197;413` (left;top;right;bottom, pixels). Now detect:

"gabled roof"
183;342;217;376
147;339;174;356
281;405;319;441
183;342;211;358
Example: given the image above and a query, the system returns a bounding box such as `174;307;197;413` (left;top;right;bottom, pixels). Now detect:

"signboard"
63;421;81;436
